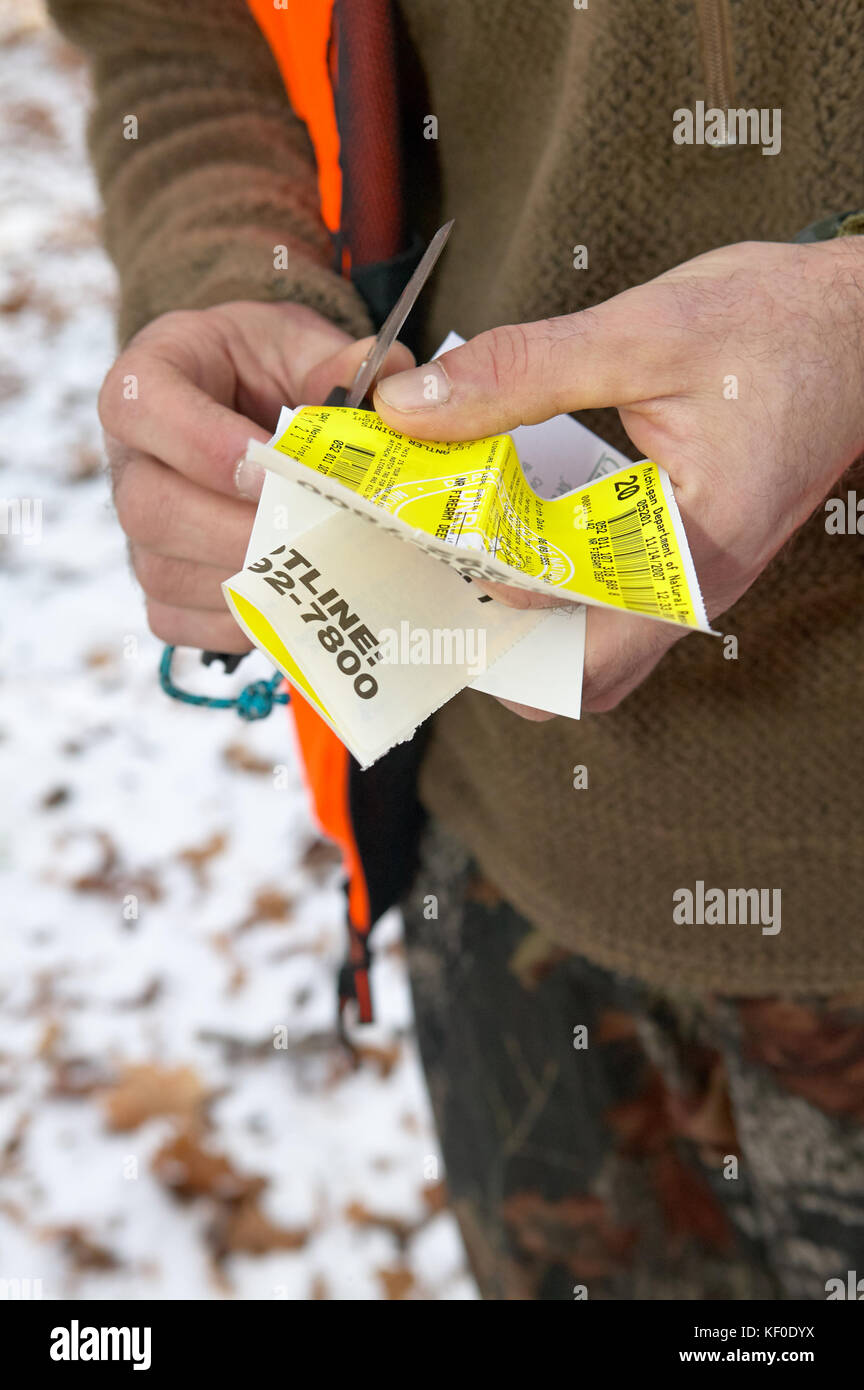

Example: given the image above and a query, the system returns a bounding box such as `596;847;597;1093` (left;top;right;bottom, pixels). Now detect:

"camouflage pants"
401;820;864;1301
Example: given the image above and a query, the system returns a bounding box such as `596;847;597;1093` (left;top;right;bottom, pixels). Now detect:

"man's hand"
100;301;413;652
374;240;864;715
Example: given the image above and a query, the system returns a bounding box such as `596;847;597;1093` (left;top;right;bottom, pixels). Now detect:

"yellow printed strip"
273;407;703;629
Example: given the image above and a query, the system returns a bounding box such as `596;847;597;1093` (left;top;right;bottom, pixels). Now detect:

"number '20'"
614;475;640;502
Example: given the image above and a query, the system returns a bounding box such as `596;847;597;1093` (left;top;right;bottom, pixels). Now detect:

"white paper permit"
225;469;550;766
222;334;645;766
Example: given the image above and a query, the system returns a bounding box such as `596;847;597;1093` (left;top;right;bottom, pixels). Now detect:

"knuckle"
136;550;216;609
145;601;245;653
476;323;534;392
98;340;154;435
145;599;197;647
274;301;324;333
112;462;140;534
145;600;179;645
114;461;175;546
103;433;132;490
130;547;174;604
97;358;132;436
131;308;197;347
584;685;626;713
102;310;200;429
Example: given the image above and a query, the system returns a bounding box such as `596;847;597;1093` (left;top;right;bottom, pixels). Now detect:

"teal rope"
159;645;289;721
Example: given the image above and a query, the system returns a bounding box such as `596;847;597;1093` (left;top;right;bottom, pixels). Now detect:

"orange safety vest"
245;0;416;1025
247;2;342;236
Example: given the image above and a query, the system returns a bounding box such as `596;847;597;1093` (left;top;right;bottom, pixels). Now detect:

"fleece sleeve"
47;0;372;344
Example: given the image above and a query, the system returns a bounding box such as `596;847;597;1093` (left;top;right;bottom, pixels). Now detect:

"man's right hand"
99;300;413;653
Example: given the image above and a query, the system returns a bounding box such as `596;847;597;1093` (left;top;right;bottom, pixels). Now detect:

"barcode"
328;441;375;490
606;506;662;614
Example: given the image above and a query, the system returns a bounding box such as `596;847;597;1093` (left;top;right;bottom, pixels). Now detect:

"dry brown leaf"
49;1057;112;1098
178;831;228;887
421;1181;449;1217
41;785;70;809
0;369;24;402
226;964;246;995
344;1201;412;1244
152;1134;310;1269
102;1064;211;1132
354;1041;401;1079
3;101;60;142
51;1226;120;1272
237;888;295;932
216;1196;308;1257
113;977;163;1010
151;1132;261;1202
37;1019;62;1060
0;1113;29;1173
250;887;294;921
45;212;101;252
75;868;163;901
0;278;35;315
222;742;273;775
83;646;114;668
65;828;162;904
195;1029;274;1062
300;837;342;882
376;1265;415;1300
70;828;117;881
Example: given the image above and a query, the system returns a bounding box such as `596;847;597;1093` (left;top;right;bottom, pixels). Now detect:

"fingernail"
376;362;450;412
234;455;265;501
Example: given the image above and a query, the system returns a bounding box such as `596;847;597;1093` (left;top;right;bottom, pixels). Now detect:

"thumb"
373;288;672;439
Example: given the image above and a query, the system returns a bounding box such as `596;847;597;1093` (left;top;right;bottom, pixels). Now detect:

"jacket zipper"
695;0;737;148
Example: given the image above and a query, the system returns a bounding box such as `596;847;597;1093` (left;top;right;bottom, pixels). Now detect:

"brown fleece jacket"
49;0;864;995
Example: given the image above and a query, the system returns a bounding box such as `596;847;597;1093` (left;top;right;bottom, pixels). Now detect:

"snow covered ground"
0;1;473;1300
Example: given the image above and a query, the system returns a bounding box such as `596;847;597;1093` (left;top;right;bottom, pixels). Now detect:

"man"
50;0;864;1299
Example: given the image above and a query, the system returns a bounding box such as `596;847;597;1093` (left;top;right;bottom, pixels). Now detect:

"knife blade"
325;218;454;409
203;221;454;673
